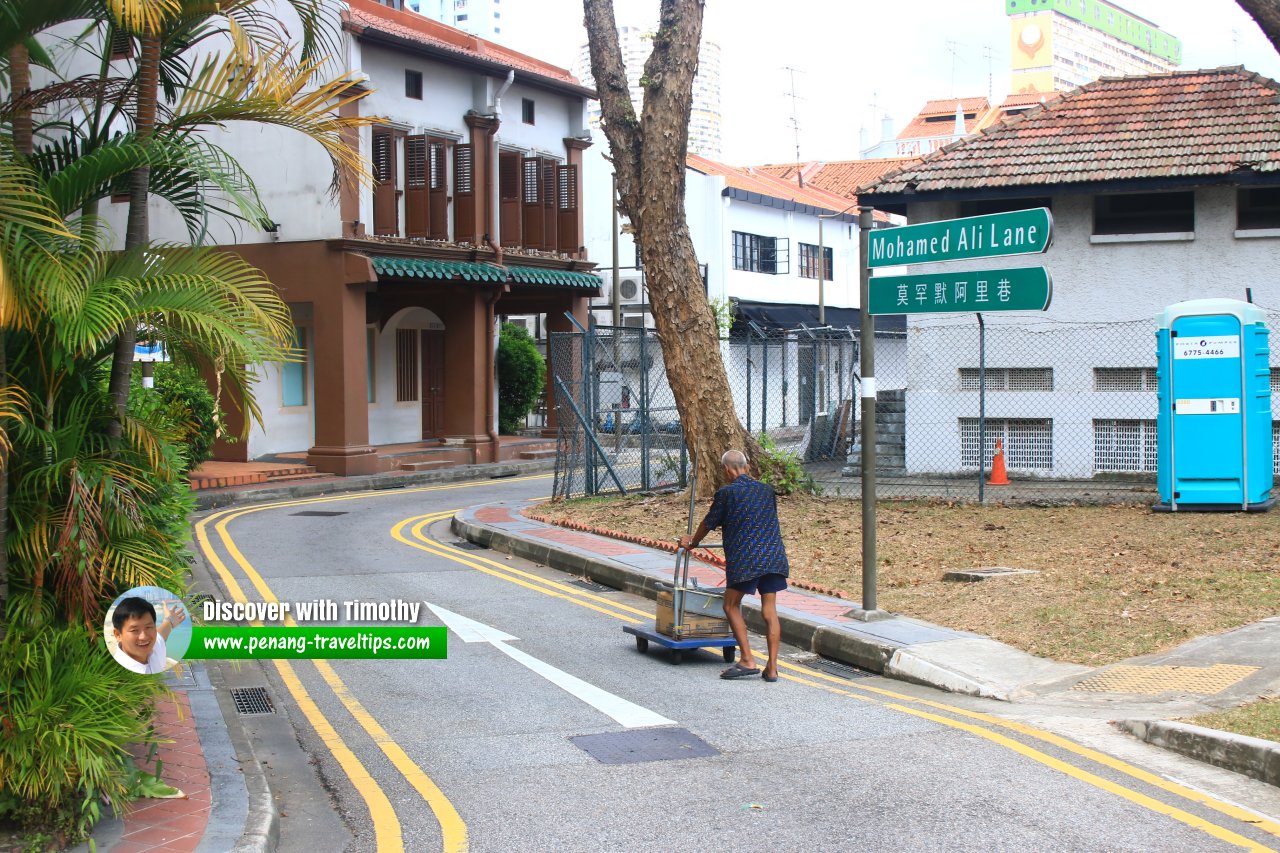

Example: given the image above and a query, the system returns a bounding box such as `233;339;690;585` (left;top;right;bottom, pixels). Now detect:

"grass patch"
536;493;1280;666
1186;698;1280;743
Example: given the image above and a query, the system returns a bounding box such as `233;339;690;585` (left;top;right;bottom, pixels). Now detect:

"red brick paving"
529;527;646;556
475;506;517;523
111;689;211;853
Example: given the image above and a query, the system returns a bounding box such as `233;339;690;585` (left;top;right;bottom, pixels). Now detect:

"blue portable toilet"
1155;298;1273;512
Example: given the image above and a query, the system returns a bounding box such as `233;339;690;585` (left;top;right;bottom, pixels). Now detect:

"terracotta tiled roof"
344;0;592;96
687;154;859;213
758;158;920;200
861;68;1280;197
897;96;992;140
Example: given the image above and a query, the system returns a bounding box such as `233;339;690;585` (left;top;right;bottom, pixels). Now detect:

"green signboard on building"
868;266;1052;315
868;208;1053;268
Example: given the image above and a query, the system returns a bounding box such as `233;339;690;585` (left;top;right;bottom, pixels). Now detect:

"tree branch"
581;0;642;214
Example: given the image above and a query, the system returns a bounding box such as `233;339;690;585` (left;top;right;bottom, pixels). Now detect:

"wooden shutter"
542;159;559;252
499;151;522;247
557;164;579;254
521;156;543;249
453;143;475;243
405;135;428;238
372;130;398;236
428;139;449;240
395;328;419;402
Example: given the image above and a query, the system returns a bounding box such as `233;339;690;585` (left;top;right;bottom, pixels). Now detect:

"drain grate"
230;686;275;715
570;578;615;592
805;658;874;680
291;510;348;517
452;540;488;551
571;727;718;765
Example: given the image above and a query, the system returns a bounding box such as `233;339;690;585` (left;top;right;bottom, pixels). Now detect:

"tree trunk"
107;34;161;433
1236;0;1280;52
1;44;32;632
582;0;754;496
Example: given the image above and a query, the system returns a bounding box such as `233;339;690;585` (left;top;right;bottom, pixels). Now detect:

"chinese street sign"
867;266;1052;315
868;207;1053;267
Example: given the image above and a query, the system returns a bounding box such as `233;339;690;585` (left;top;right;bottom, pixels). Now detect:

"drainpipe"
485;283;510;459
492;69;515;116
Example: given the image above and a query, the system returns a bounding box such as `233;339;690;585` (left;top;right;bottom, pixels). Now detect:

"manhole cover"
571;727;718;764
230;686;275;715
291;510;348;517
570;578;614;592
452;541;488;551
943;567;1040;582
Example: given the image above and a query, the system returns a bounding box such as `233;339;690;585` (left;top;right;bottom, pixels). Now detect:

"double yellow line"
194;476;549;853
395;513;1280;853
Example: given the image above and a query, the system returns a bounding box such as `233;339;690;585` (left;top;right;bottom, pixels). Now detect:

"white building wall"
901;187;1280;478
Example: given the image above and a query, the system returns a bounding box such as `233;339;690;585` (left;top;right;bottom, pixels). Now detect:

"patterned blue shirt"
701;474;790;584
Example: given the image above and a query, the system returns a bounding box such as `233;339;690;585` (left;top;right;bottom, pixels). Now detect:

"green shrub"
497;322;546;434
755;432;821;496
131;362;220;472
0;624;162;847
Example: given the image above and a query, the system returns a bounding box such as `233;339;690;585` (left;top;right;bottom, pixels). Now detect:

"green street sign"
868;208;1053;267
868;267;1052;315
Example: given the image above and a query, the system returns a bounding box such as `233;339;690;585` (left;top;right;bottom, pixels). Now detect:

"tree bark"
1;45;32;631
582;0;754;495
107;34;161;434
1236;0;1280;52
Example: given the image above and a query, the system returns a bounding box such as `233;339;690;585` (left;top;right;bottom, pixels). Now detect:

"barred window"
958;367;1053;391
959;418;1053;472
1094;419;1157;473
396;329;419;402
798;243;833;280
732;232;789;275
1095;367;1158;392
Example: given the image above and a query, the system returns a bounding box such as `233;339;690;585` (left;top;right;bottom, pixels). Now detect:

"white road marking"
426;603;675;729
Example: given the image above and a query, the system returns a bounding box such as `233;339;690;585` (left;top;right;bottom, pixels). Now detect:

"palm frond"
105;0;183;37
168;41;381;191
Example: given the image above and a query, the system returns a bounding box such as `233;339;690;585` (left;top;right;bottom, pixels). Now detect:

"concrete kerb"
1118;719;1280;788
450;510;905;678
194;459;555;511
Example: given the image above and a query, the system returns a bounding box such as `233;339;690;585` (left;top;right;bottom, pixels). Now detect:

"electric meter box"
1155;298;1273;512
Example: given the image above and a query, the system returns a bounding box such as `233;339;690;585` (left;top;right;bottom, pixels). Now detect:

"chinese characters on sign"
868;267;1052;315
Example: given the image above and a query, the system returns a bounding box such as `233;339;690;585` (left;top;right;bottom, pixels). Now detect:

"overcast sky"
499;0;1280;166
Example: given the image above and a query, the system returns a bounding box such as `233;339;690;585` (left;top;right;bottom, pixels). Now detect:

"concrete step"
517;448;558;460
378;447;472;473
400;460;454;472
268;472;328;483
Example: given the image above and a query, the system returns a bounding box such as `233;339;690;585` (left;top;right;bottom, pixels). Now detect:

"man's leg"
760;591;780;680
722;588;756;671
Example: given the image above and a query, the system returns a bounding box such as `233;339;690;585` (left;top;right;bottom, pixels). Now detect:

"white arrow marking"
426;603;674;729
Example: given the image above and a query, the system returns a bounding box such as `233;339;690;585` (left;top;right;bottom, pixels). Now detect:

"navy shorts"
729;573;788;595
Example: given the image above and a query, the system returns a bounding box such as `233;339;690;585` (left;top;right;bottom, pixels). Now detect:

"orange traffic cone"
988;438;1010;486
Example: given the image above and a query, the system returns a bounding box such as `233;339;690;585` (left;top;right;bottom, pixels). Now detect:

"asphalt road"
193;475;1280;853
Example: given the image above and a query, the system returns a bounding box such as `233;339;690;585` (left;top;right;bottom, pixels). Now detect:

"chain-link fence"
552;310;1280;504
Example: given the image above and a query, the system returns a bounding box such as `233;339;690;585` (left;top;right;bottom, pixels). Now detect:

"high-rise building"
1007;0;1180;94
574;25;723;160
412;0;501;41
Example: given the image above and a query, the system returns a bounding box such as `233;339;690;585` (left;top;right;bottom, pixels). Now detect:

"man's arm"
157;602;187;640
677;520;712;552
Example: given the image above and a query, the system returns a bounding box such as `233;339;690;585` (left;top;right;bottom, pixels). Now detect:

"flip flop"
762;672;778;683
720;663;760;679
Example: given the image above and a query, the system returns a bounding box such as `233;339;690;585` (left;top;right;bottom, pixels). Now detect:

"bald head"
720;449;748;475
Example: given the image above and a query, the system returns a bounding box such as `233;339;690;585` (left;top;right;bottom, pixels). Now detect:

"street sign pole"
858;206;881;618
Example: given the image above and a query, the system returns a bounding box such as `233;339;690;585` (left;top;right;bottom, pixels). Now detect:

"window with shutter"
499;151;522;247
405;135;428;237
372;130;398;236
396;329;420;402
428;139;449;240
521;157;544;249
109;29;134;59
557;165;579;254
542;160;559;251
454;144;475;243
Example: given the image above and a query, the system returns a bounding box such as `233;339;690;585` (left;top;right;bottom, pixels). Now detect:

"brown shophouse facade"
212;0;597;475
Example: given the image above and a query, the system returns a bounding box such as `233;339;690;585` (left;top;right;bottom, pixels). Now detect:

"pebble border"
522;508;848;599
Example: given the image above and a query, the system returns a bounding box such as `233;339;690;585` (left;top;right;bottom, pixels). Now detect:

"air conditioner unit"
598;270;645;305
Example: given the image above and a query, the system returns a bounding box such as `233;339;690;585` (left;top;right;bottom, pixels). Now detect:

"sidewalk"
454;498;1280;786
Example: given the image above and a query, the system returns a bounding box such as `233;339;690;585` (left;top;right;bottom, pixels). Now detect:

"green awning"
370;256;601;290
370;257;508;282
505;266;602;290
